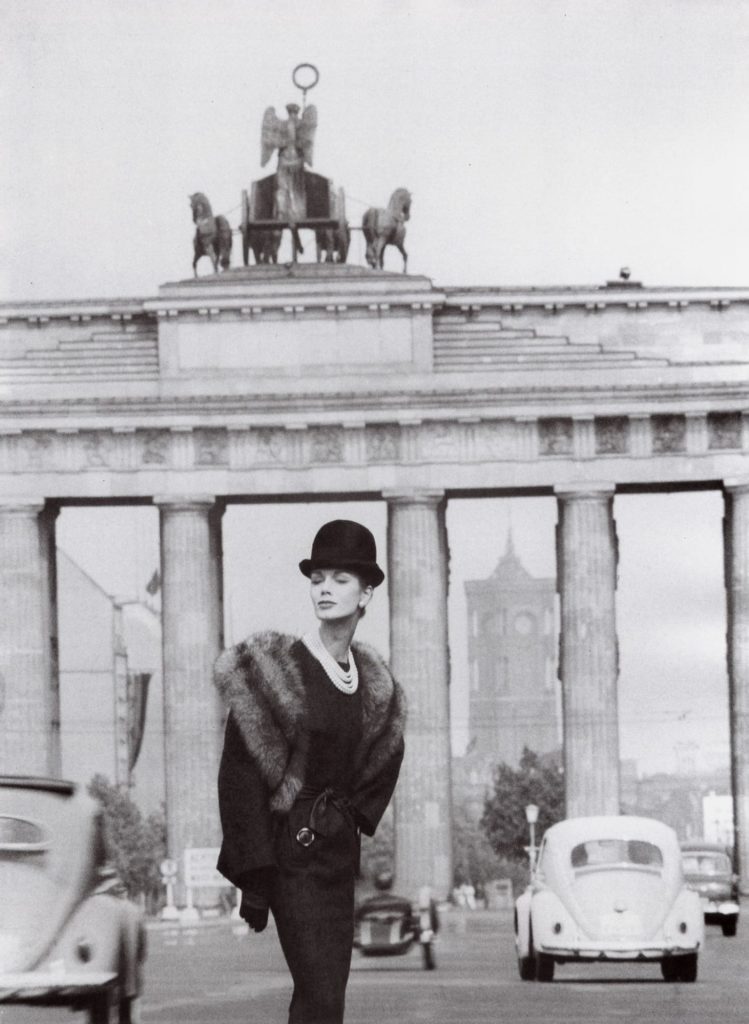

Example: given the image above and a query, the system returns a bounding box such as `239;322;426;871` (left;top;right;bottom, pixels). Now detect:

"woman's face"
309;568;373;623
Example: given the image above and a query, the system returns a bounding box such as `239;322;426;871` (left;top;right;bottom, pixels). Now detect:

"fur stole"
213;631;406;814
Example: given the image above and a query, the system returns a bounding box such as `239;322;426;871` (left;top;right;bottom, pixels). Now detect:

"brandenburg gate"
1;264;749;897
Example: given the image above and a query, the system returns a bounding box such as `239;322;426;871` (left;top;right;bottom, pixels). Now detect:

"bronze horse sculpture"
250;229;282;265
189;193;232;276
315;222;351;264
362;188;411;273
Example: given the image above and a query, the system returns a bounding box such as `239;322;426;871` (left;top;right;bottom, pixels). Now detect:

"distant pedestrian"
214;519;406;1024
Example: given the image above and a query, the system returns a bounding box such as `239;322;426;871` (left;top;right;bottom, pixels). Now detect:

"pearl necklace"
302;631;359;694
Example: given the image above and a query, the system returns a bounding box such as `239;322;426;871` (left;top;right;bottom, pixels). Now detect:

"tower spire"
505;521;516;557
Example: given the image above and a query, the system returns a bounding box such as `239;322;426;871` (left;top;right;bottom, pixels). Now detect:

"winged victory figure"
261;103;318;228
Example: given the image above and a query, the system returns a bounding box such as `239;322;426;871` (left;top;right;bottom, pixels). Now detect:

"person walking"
214;519;406;1024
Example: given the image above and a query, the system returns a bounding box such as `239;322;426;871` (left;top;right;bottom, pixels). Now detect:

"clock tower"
464;532;560;766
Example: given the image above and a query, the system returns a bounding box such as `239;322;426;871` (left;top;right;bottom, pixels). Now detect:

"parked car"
354;877;439;970
0;776;146;1022
681;840;739;937
514;815;703;983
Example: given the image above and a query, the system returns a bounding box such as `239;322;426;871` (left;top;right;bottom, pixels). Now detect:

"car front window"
682;852;731;876
571;838;663;870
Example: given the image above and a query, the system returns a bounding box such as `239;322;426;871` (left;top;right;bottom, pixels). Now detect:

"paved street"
3;907;749;1023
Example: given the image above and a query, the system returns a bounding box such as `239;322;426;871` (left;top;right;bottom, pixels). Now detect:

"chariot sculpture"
240;64;349;265
189;64;411;273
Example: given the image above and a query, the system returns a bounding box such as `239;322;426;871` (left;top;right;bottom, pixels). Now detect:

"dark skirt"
270;793;359;1024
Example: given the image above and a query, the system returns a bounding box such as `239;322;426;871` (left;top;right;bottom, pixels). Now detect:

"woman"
214;519;405;1024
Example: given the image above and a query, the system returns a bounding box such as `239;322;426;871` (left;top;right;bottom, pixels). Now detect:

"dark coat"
213;630;406;889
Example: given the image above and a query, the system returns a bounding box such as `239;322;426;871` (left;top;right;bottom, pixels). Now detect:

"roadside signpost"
159;857;179;921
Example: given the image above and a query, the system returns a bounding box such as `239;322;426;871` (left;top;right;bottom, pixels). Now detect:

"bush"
87;774;166;908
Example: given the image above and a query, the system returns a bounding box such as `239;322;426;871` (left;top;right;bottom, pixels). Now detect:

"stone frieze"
652;415;687;454
309;427;344;464
193;429;229;466
708;412;743;450
539;419;573;456
0;412;746;477
140;430;170;465
365;426;400;463
594;417;630;455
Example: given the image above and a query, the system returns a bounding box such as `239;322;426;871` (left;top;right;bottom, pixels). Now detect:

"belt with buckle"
294;786;353;847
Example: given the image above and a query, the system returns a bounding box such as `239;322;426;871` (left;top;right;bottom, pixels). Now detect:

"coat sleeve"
216;712;278;888
349;675;406;836
350;734;404;837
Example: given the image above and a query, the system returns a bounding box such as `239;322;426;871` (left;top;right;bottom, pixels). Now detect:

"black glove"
240;891;269;933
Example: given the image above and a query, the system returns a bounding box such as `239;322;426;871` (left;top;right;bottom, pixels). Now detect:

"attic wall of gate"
1;264;749;898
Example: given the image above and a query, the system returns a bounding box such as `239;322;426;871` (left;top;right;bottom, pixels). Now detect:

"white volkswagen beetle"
514;815;703;983
0;776;146;1022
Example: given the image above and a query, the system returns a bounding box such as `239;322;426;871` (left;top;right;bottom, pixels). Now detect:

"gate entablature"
1;277;749;506
0;409;747;504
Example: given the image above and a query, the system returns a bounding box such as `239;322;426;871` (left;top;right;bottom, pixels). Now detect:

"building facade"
57;549;164;813
2;265;749;896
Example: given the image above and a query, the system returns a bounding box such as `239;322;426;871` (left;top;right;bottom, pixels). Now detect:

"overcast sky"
5;0;745;776
3;0;749;295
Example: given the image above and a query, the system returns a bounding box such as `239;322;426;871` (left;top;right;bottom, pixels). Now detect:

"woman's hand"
240;891;270;932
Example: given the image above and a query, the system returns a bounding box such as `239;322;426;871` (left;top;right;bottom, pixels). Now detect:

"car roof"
0;776;76;796
543;815;678;848
680;840;731;853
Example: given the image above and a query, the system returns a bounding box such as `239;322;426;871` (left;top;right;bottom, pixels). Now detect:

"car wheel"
118;995;141;1024
661;958;678;982
722;915;738;937
518;954;536;981
421;942;436;970
88;984;138;1024
88;989;115;1024
535;952;555;982
676;953;698;983
517;919;537;981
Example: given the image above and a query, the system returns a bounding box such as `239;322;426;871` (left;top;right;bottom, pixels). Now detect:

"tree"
481;747;565;862
88;774;166;906
452;806;505;887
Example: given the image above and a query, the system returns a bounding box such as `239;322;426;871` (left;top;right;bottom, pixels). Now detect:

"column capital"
153;494;217;512
554;482;616;501
0;496;46;514
724;478;749;496
382;488;445;506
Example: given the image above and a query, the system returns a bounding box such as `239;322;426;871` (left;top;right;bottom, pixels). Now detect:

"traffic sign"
183;847;224;888
160;858;178;879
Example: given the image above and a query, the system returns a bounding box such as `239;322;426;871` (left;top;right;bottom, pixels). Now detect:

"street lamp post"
525;803;539;874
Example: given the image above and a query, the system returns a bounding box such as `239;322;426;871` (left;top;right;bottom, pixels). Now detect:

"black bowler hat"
299;520;385;587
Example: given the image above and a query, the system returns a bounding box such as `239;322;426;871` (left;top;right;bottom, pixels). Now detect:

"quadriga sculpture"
189;192;233;276
362;188;411;273
250;229;282;265
315;222;351;264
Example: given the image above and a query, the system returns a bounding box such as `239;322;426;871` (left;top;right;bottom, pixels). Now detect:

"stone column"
0;500;60;776
384;489;453;900
724;480;749;892
155;495;224;903
555;484;620;817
